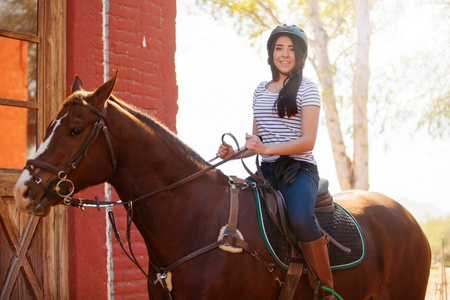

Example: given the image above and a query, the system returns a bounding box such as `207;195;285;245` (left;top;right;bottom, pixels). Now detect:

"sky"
174;0;450;221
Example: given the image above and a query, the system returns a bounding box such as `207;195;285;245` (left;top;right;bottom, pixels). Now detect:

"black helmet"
267;24;308;63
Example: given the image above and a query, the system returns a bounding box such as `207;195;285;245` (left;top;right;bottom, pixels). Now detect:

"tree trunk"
306;0;354;190
352;0;371;190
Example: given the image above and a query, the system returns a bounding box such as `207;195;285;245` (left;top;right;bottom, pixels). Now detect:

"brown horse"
14;74;431;299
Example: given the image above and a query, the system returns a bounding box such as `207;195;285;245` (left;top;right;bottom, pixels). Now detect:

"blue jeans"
258;160;322;243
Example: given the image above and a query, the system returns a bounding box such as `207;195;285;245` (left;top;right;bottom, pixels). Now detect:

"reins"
64;132;253;209
64;145;249;208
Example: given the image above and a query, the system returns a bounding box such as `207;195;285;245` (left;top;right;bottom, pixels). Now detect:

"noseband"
25;99;117;199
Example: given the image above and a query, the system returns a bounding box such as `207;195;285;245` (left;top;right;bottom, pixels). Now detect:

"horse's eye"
70;127;83;137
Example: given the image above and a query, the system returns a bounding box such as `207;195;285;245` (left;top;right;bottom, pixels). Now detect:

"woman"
217;24;336;300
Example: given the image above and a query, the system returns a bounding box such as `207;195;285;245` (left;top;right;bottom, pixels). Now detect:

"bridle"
25;98;117;201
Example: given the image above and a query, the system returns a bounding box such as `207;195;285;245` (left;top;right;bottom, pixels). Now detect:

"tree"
371;0;450;142
197;0;372;190
416;0;450;138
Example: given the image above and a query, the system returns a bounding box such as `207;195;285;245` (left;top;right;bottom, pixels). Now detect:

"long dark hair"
268;34;306;118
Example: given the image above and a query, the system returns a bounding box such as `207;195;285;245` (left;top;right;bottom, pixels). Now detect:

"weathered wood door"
0;0;68;298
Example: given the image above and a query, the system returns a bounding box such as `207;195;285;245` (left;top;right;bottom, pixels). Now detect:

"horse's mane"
108;95;211;168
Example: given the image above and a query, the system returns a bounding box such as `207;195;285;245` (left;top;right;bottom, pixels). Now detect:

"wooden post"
442;237;448;300
437;237;448;300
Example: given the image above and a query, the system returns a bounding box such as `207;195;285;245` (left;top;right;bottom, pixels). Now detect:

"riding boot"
299;235;337;300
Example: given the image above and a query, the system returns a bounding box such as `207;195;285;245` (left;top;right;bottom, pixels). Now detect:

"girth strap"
277;249;304;300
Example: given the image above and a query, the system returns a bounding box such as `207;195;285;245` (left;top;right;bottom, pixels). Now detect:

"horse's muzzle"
14;170;57;216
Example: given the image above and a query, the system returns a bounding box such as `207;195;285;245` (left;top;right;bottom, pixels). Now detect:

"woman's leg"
275;167;320;242
275;165;336;299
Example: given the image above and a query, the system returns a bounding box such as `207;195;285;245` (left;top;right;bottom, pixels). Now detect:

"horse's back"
332;190;431;300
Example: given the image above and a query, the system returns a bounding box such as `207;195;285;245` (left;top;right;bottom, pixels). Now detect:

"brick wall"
108;1;178;130
66;0;177;298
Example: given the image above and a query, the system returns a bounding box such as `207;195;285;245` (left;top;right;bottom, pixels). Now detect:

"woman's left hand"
245;134;267;155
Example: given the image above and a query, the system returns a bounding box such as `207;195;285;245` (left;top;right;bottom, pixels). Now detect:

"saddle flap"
275;192;293;244
262;188;297;248
264;188;279;224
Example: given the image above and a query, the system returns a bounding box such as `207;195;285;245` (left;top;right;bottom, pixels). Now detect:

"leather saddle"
262;178;335;247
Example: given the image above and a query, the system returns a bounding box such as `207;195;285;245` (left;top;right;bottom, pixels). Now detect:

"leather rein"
24;100;282;299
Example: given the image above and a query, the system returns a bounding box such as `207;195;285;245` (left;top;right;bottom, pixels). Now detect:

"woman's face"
272;35;296;75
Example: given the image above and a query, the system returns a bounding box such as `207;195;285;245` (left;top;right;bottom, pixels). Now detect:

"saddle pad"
254;188;365;271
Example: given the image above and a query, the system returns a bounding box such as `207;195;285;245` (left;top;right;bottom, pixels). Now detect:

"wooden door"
0;0;68;298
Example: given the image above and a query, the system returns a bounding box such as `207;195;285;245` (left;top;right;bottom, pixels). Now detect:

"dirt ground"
426;264;449;300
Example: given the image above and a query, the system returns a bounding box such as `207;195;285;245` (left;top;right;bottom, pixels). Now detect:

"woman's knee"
288;213;316;231
289;215;321;242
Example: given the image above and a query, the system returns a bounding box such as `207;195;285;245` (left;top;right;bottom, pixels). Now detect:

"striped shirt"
252;78;321;164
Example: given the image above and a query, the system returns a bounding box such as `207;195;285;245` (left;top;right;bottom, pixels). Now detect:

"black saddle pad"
253;188;365;271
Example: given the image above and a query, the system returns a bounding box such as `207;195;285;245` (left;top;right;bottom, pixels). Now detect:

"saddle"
255;180;365;300
262;178;339;249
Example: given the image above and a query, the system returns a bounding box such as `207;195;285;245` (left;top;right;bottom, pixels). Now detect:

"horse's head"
14;73;119;216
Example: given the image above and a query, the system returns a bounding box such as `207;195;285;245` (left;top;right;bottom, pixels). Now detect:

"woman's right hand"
216;141;235;159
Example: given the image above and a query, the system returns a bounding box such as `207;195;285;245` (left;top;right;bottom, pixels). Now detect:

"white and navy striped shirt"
252;79;321;164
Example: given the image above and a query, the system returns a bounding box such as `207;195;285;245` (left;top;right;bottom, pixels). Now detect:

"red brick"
67;0;177;298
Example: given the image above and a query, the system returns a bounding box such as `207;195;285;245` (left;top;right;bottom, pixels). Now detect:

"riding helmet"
267;24;308;64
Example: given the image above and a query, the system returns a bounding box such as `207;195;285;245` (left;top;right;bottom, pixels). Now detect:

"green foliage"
196;0;357;43
420;217;450;265
195;0;278;39
310;0;355;35
418;75;450;138
369;0;450;137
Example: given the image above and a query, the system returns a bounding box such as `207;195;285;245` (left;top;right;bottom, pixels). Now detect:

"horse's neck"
107;104;201;193
105;104;232;263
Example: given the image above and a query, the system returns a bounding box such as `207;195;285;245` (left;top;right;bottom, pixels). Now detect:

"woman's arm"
216;119;259;160
245;105;320;156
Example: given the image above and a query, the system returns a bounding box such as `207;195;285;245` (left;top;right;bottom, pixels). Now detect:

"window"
0;0;39;168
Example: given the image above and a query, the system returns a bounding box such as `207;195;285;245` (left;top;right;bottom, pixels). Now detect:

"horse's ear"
71;75;84;93
92;71;118;109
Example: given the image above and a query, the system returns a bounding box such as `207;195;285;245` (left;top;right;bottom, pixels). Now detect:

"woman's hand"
216;141;235;159
245;134;267;155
